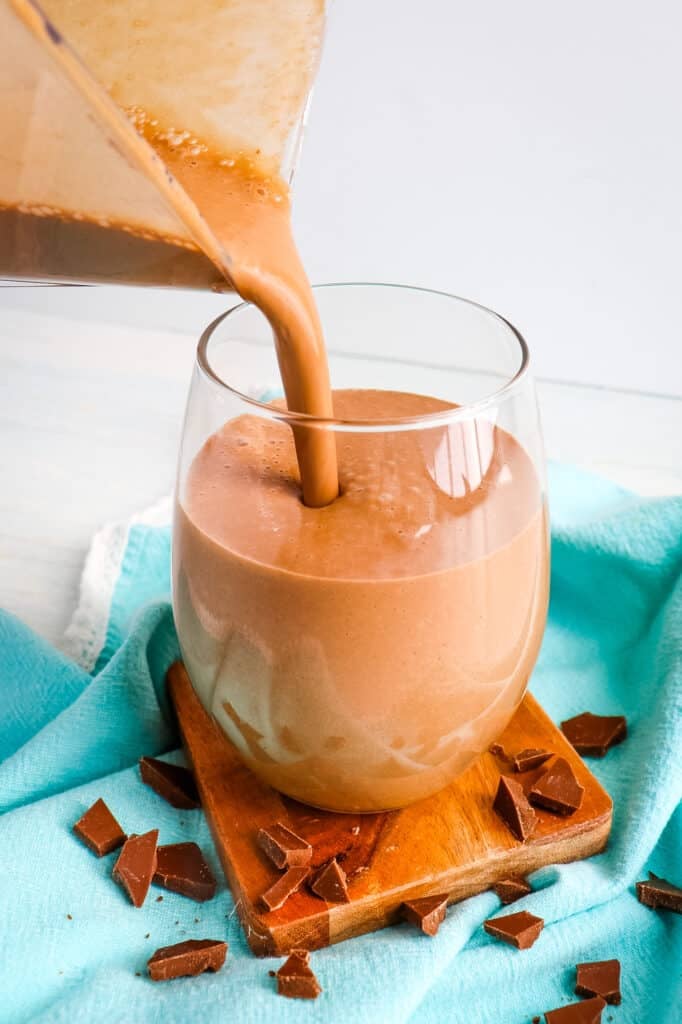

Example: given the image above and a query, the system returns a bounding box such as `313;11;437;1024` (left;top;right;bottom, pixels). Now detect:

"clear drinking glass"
173;283;549;813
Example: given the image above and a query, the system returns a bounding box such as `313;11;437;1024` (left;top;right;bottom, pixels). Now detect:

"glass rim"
196;282;531;430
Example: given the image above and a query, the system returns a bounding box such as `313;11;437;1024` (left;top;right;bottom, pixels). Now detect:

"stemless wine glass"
172;283;549;813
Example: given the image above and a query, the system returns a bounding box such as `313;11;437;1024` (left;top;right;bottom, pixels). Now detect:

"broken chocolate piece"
139;756;200;809
575;959;621;1005
529;757;584;816
561;712;627;757
147;938;227;981
512;748;552;772
310;858;350;903
261;867;310;911
73;798;126;857
493;775;537;841
483;910;544;949
153;842;217;902
276;950;322;1000
257;823;312;870
636;873;682;914
544;996;606;1023
493;876;532;904
402;893;449;936
113;830;158;907
489;742;510;761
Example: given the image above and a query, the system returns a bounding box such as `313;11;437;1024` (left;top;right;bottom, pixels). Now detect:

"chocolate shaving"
561;712;627;757
402;893;449;936
529;757;584;816
257;823;312;870
139;756;200;809
493;775;537;841
153;842;217;902
113;830;158;907
310;858;350;903
493;876;532;905
483;910;544;949
73;798;126;857
544;996;606;1023
276;949;321;1000
512;748;552;772
636;872;682;914
261;867;310;911
575;959;621;1005
147;938;227;981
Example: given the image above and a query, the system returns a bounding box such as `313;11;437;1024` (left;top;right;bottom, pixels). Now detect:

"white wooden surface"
1;296;681;650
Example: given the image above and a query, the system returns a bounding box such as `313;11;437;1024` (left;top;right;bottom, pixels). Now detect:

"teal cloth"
0;465;680;1024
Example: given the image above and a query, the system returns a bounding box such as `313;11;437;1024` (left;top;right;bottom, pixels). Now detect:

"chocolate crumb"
483;910;544;950
529;757;584;816
402;893;449;936
135;972;141;977
156;896;163;902
493;775;537;841
561;712;626;757
145;933;150;939
66;914;72;920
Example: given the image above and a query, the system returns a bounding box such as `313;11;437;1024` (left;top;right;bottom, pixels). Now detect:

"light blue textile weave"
0;465;680;1023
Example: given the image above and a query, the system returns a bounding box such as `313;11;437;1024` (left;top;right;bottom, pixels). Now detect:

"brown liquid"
174;389;549;812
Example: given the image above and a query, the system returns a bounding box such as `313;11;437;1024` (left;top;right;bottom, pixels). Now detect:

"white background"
2;0;682;645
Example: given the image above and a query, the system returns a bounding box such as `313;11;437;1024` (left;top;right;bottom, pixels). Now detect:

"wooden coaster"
168;662;612;956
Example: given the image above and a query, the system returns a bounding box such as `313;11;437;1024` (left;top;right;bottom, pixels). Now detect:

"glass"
173;283;550;813
0;0;325;287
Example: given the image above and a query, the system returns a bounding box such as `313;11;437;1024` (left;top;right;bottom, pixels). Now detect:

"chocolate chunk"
512;748;552;772
493;876;532;904
636;872;682;914
402;893;449;936
529;757;584;816
483;910;544;949
544;996;606;1023
73;798;126;857
561;712;627;757
257;823;312;870
113;830;158;907
489;742;510;762
147;938;227;981
533;1017;541;1023
575;959;621;1005
139;757;200;809
153;842;217;902
276;950;322;1000
261;867;310;911
310;858;350;903
493;775;537;841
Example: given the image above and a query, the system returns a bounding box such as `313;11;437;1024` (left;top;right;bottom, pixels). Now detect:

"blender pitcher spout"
0;0;326;288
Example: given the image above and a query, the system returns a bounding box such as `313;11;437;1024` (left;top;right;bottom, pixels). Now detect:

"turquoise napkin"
1;465;680;1024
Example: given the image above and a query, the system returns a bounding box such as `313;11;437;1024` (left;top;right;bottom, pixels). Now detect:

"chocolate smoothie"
174;390;549;812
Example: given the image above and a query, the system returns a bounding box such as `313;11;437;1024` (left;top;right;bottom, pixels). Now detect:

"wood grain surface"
168;661;612;956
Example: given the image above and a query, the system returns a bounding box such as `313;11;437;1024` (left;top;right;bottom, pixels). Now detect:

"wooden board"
168;661;612;957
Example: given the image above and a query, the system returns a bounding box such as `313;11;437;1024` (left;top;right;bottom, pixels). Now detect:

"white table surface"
2;292;681;652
